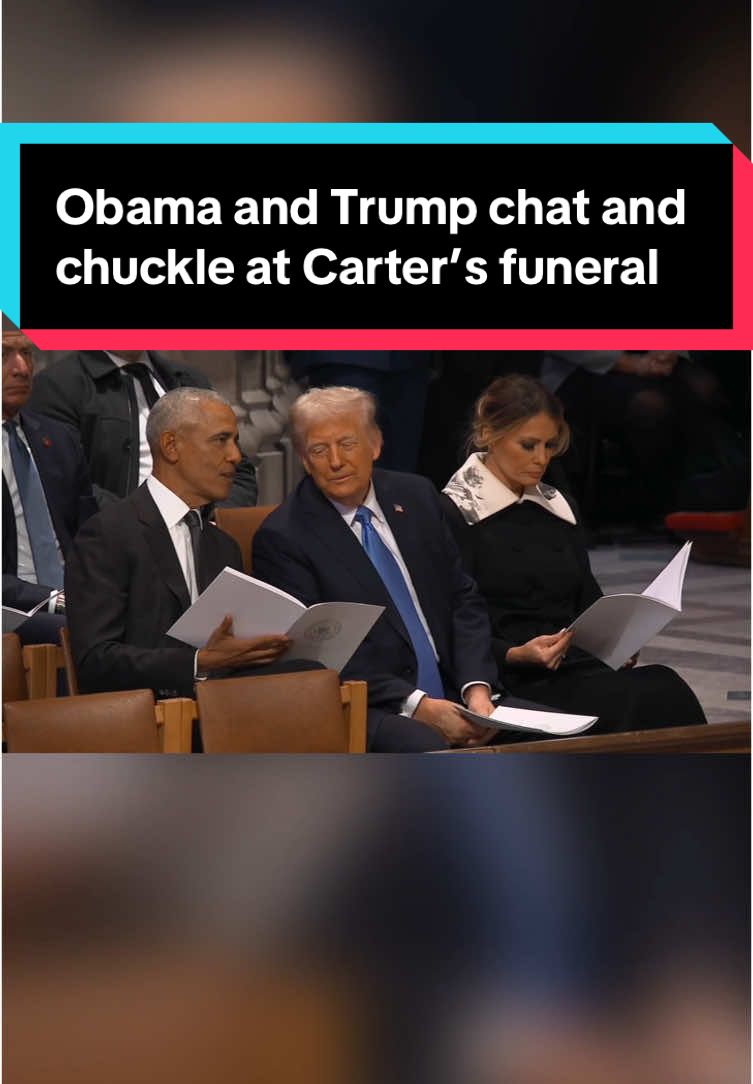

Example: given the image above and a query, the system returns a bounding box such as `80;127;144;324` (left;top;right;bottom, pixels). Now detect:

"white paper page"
167;567;306;648
641;541;692;607
569;594;676;669
458;704;597;736
285;602;385;672
2;597;52;633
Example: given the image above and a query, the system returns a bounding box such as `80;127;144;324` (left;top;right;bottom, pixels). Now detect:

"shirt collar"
330;482;384;526
106;351;152;371
443;452;576;525
146;474;196;530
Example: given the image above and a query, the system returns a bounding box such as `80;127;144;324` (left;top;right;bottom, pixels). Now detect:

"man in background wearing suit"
2;329;97;644
29;349;258;508
65;387;290;701
253;386;502;752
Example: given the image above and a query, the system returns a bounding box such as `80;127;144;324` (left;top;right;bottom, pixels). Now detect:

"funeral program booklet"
568;541;692;669
166;568;384;673
458;703;597;736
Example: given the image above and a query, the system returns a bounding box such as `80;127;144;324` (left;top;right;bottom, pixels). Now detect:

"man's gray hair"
289;386;379;452
146;386;230;455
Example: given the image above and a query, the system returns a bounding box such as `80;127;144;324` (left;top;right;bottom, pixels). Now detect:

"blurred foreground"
4;755;749;1084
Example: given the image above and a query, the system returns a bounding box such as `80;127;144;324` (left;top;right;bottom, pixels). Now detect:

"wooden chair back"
213;505;277;574
197;670;367;753
3;633;28;703
4;689;163;752
59;625;80;695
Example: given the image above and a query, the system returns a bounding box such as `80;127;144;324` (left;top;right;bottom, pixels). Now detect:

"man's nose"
8;351;31;377
327;445;344;468
228;441;242;463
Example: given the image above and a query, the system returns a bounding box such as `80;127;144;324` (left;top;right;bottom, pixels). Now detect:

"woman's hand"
506;629;573;670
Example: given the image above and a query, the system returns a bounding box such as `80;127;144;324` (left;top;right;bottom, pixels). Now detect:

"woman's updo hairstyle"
469;373;570;455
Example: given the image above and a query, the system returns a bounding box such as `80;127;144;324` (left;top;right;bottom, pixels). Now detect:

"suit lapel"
133;484;191;612
298;478;413;647
375;471;444;649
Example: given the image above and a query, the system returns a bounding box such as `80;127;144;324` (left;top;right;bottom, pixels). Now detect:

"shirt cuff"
400;689;427;718
47;591;60;614
194;650;209;681
460;682;491;704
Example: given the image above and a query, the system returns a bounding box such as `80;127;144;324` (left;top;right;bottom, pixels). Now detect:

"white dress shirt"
2;418;63;611
331;484;489;716
146;474;201;603
107;352;166;485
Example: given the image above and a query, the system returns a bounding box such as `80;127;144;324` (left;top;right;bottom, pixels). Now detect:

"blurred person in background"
540;350;748;528
2;326;97;643
29;349;258;509
441;374;707;732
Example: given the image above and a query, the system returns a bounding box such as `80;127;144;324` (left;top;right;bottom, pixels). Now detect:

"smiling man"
253;386;505;752
65;387;290;701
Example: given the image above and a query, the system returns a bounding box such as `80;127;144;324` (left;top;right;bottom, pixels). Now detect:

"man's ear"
160;430;180;464
370;429;384;462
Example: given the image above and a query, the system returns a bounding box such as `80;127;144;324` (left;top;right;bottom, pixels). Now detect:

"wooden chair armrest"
21;644;64;698
340;681;368;753
155;698;197;753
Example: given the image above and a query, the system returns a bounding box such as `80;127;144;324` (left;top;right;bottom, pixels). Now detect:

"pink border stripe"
23;327;752;350
23;150;753;353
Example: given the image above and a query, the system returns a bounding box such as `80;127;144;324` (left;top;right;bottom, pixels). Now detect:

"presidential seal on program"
304;619;343;643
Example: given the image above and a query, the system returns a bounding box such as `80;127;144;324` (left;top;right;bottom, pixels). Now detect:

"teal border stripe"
0;121;729;323
0;121;729;145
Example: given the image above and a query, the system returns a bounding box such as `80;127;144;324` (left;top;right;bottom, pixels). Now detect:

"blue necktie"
4;420;64;589
354;505;445;699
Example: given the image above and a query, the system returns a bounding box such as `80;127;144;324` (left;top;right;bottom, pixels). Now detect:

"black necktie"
123;363;159;408
182;509;205;593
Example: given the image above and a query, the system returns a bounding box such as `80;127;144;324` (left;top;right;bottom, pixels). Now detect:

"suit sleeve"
438;502;500;693
2;573;52;610
253;522;418;712
65;515;196;696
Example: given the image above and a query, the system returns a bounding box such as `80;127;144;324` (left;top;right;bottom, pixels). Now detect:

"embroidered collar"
443;453;576;525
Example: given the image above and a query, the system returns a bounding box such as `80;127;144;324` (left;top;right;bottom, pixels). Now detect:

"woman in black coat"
441;374;706;733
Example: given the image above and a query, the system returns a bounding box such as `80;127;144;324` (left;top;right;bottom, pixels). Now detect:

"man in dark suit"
253;386;502;752
2;330;97;644
29;349;258;508
65;387;289;699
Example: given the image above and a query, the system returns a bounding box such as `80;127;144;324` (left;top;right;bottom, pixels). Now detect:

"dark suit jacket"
64;483;242;698
29;350;258;508
2;409;97;610
252;469;499;714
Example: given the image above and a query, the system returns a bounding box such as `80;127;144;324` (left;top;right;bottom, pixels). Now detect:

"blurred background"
2;0;750;153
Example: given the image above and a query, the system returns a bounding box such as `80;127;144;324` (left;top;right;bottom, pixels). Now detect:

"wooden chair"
55;628;196;752
4;689;164;752
3;633;28;703
196;669;368;753
59;625;79;695
3;631;63;701
213;505;277;574
4;689;198;753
